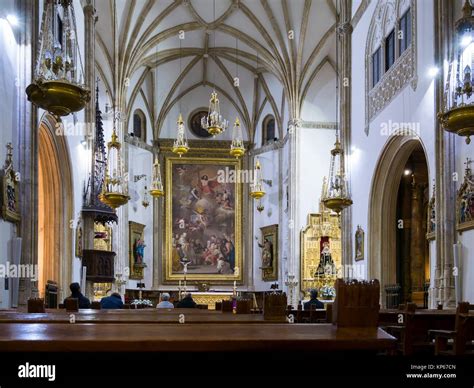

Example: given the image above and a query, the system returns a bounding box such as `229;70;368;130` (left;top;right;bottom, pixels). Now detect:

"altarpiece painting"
164;156;242;282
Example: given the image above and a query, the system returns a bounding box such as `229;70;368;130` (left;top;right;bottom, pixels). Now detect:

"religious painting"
355;225;364;261
188;109;213;138
129;221;147;280
258;224;278;281
75;224;83;258
0;143;20;223
456;159;474;233
426;183;436;240
165;156;242;282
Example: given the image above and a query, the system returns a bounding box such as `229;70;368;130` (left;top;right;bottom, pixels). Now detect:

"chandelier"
322;134;352;214
172;113;189;157
201;91;229;136
150;157;164;198
26;0;90;116
230;118;245;158
439;0;474;144
250;158;265;200
99;114;129;209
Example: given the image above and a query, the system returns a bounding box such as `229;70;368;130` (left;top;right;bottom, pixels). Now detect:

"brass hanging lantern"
230;117;245;158
172;114;189;157
150;157;164;198
439;0;474;144
250;157;265;200
26;0;90;116
321;134;352;214
201;91;229;136
99;115;129;209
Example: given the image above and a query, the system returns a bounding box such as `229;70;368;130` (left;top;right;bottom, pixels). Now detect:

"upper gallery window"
133;109;146;143
262;115;276;145
399;9;412;54
385;29;395;71
372;47;382;87
368;5;412;90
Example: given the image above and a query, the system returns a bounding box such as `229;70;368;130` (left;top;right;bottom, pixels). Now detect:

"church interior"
1;0;474;381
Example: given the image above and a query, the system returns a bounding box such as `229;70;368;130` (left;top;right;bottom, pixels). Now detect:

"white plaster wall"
350;0;437;281
252;148;280;291
0;0;18;308
126;145;154;290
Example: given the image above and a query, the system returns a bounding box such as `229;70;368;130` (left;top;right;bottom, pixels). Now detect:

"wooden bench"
382;304;456;355
429;302;474;355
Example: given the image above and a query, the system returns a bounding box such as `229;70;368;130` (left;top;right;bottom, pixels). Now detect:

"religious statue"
256;236;273;269
133;238;146;268
355;225;364;261
315;240;336;276
457;158;474;231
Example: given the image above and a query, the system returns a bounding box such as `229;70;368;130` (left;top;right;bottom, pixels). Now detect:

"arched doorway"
38;114;73;299
368;132;430;307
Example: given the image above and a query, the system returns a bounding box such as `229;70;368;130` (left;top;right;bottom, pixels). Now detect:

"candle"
233;281;236;288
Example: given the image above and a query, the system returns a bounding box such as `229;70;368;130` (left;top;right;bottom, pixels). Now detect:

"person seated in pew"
304;289;324;311
176;293;197;308
100;292;123;309
64;282;91;309
156;293;174;309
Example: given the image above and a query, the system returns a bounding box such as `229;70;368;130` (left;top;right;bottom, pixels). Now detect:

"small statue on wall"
315;239;336;276
355;225;365;261
257;224;278;281
0;143;20;223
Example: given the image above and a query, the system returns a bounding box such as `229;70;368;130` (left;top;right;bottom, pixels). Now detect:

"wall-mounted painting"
0;143;20;223
426;183;436;240
129;221;147;280
355;225;364;261
258;224;278;281
164;156;242;282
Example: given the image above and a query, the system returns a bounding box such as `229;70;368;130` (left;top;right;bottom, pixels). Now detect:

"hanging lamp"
26;0;90;116
439;0;474;144
99;112;129;209
150;156;165;198
250;157;265;200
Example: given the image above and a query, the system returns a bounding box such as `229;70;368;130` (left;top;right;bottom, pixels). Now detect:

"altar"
191;292;234;310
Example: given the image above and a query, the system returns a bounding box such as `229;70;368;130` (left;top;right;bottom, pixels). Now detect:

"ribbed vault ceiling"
93;0;337;141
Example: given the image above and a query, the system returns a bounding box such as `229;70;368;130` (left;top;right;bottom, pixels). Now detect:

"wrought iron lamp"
201;91;229;136
99;114;129;209
439;0;474;144
250;157;265;200
150;157;164;198
26;0;90;116
172;113;189;157
230;117;245;158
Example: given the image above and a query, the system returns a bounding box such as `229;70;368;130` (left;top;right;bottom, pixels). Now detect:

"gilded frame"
129;221;146;280
259;224;278;282
164;156;243;282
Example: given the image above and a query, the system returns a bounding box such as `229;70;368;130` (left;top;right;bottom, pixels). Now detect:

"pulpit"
82;249;116;283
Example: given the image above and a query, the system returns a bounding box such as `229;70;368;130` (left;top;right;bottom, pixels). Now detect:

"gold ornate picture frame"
259;224;278;282
164;156;242;282
0;143;20;223
129;221;146;280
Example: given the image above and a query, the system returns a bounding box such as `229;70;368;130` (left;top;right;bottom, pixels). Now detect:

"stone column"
434;0;456;308
338;0;353;269
18;0;39;305
286;118;301;307
81;1;97;253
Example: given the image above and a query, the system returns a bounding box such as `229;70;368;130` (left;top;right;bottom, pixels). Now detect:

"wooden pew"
429;302;474;355
381;304;456;355
0;323;396;353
